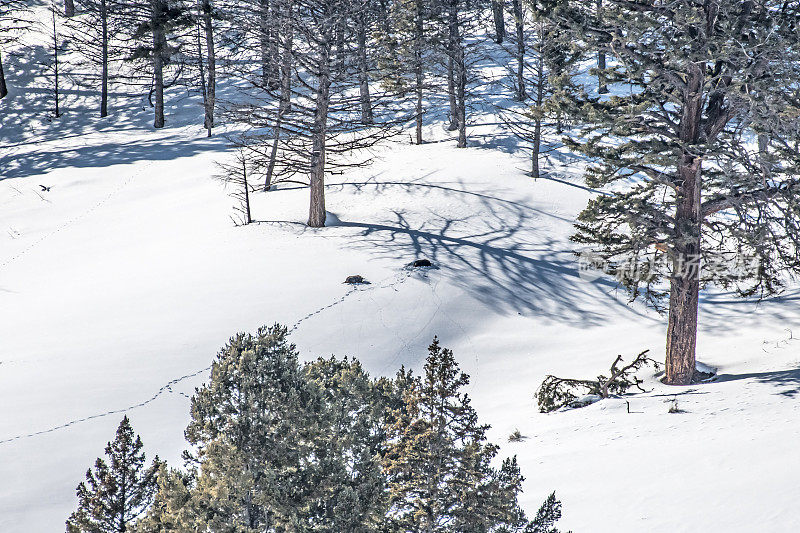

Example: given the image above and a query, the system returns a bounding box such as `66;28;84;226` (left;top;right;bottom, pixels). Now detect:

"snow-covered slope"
3;30;800;533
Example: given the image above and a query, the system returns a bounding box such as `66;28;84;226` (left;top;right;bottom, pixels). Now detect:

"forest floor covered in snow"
3;31;800;533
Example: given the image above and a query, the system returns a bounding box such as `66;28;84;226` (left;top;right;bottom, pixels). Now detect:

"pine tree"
148;324;391;531
225;0;401;227
561;0;800;384
301;355;391;530
130;465;191;533
525;492;564;533
376;0;442;144
503;0;581;179
65;0;127;117
125;0;191;128
66;416;161;533
383;338;529;532
181;324;310;530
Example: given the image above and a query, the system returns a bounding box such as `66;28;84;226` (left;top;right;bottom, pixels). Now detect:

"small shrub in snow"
536;350;660;413
508;429;527;442
668;399;684;414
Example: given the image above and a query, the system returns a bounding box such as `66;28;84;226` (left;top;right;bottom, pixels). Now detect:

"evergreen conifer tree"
376;0;442;144
130;465;191;533
144;324;391;531
560;0;800;384
125;0;191;128
383;338;537;532
66;416;161;533
525;492;564;533
504;0;581;178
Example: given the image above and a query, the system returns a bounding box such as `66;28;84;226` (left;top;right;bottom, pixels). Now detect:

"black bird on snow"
39;185;51;192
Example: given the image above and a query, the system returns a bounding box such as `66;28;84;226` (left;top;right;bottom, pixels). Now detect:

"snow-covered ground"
3;25;800;533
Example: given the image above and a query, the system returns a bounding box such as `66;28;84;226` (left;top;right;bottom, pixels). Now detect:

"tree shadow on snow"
260;180;655;327
715;368;800;398
1;133;228;181
335;212;639;325
0;42;224;182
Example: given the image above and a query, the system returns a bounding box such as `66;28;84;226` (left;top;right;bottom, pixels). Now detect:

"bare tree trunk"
65;0;75;17
414;0;424;144
512;0;524;100
355;12;373;124
449;0;466;148
259;0;268;85
195;4;210;134
151;0;166;128
665;63;704;385
202;0;215;132
596;0;608;94
335;14;345;75
308;45;331;228
758;133;770;185
446;55;457;131
447;0;461;135
265;0;293;190
259;0;276;89
280;0;292;115
52;9;61;117
0;52;7;100
455;48;466;147
491;0;504;43
100;0;108;117
243;158;252;224
531;44;544;179
446;0;458;132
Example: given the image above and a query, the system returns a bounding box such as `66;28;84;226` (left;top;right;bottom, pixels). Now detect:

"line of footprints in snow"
0;258;438;445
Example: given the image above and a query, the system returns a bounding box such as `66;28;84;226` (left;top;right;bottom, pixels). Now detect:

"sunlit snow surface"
3;20;800;533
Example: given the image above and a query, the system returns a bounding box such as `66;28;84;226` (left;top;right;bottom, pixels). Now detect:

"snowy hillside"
3;7;800;533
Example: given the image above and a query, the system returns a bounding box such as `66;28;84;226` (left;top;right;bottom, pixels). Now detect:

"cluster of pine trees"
66;326;567;532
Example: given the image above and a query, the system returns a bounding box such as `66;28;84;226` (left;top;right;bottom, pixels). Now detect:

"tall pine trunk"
446;55;457;131
446;1;458;133
243;158;252;224
202;0;215;131
531;38;544;179
665;63;705;385
448;0;465;142
455;46;466;147
512;0;524;101
52;10;61;117
0;52;7;100
265;0;293;191
258;0;277;89
414;0;424;144
308;44;330;228
355;12;373;124
100;0;108;117
491;0;504;43
65;0;75;17
151;0;166;128
596;0;607;94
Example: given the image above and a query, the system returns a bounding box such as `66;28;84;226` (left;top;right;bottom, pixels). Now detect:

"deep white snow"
3;17;800;533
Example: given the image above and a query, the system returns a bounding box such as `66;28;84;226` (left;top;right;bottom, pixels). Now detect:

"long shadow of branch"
257;204;654;326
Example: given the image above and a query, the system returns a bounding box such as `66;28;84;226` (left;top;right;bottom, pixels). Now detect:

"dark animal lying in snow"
344;275;370;285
